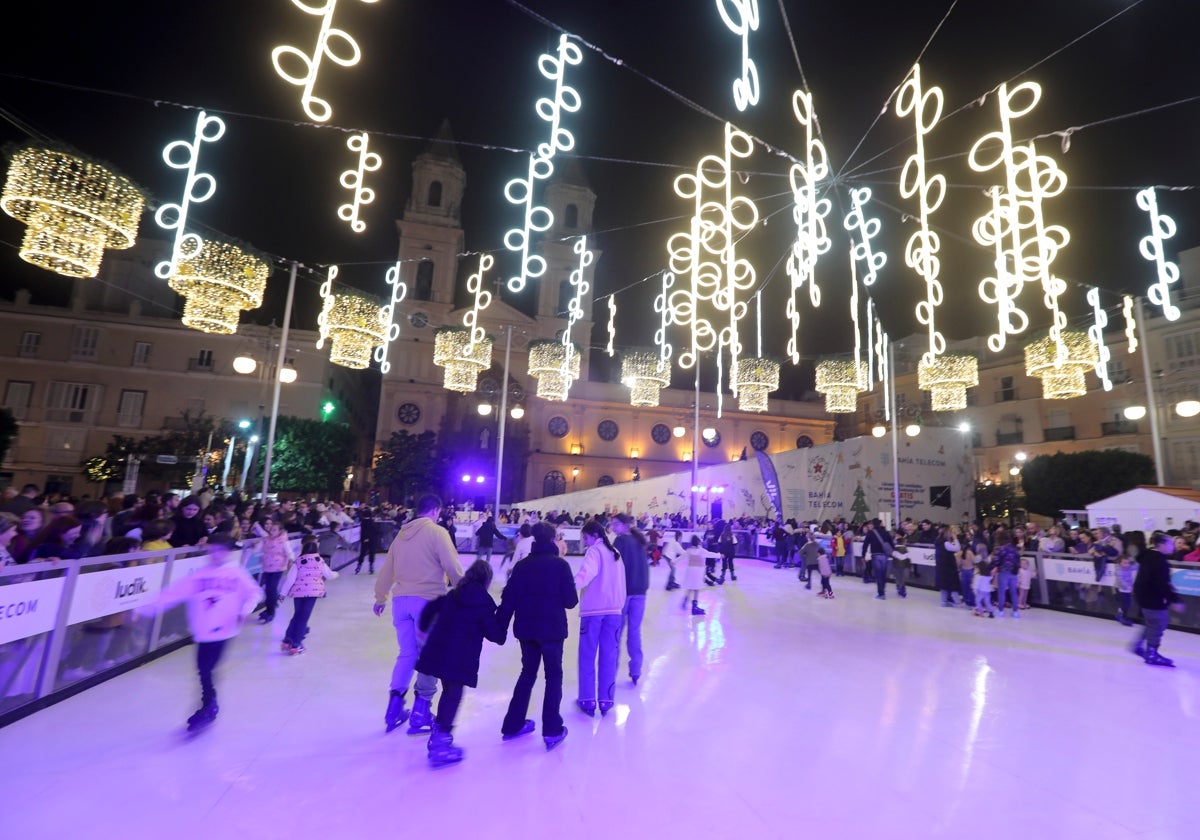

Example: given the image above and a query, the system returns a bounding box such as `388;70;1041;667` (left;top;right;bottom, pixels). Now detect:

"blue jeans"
390;595;438;700
996;570;1020;614
959;569;976;607
872;554;889;596
578;614;622;703
618;595;646;680
283;596;316;646
1140;608;1168;649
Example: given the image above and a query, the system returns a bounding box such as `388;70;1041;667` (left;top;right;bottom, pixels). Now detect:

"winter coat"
614;533;649;596
168;514;208;548
283;552;337;598
259;533;294;573
1133;548;1181;611
374;516;463;604
575;542;626;617
415;581;506;687
475;520;504;548
934;538;961;591
497;542;578;641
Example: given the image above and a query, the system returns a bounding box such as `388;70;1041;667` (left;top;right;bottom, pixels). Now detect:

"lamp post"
261;260;298;503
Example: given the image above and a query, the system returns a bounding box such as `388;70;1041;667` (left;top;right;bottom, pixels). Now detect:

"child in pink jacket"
279;536;338;655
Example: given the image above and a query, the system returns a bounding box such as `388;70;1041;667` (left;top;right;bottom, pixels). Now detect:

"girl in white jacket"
574;521;626;717
147;534;262;731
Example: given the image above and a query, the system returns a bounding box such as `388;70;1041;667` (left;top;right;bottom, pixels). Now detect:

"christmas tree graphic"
849;480;870;525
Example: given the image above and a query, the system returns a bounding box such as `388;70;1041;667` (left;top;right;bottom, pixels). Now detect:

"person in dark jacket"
495;522;578;750
474;515;505;564
1131;532;1185;667
415;559;506;766
168;496;208;547
612;513;650;684
355;508;378;574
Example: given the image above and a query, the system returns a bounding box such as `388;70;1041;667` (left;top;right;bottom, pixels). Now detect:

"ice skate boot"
575;699;596;717
187;702;218;732
544;726;568;751
427;724;464;768
384;690;409;733
407;695;434;734
691;600;706;615
1143;647;1175;667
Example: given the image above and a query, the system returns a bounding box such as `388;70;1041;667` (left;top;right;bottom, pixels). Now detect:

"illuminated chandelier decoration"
1086;287;1113;392
843;186;886;287
271;0;378;122
337;132;381;232
504;34;583;294
434;327;493;393
563;236;593;381
815;358;867;414
462;253;494;348
621;350;671;407
736;356;780;413
918;354;980;412
715;0;759;111
1136;187;1181;321
1024;330;1099;400
155;110;226;282
316;265;388;369
528;339;580;402
167;238;270;334
1123;294;1138;354
1;146;144;278
785;90;831;364
969;81;1070;355
373;260;408;375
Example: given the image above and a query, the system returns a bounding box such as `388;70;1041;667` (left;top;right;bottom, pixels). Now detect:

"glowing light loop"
154;111;226;281
843;187;886;286
785;90;831;363
1136;187;1181;321
462;254;495;350
715;0;760;111
337;132;381;232
271;0;378;123
1086;287;1113;392
1123;295;1138;354
373;260;408;374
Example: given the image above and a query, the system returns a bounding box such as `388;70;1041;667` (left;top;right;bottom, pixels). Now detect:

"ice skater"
680;535;720;616
1130;532;1184;667
414;560;507;766
661;529;684;591
279;535;338;655
143;533;262;731
973;555;995;618
574;521;626;717
816;540;834;599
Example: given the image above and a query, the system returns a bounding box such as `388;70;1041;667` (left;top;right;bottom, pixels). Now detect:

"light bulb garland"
434;327;493;393
271;0;378;123
621;350;670;407
785;90;831;364
155;111;225;281
1086;287;1113;392
463;253;495;350
715;0;760;111
1123;294;1138;354
528;339;580;402
373;260;408;375
918;354;979;412
843;186;886;286
337;132;381;233
736;356;779;413
1136;186;1181;321
504;34;583;294
815;358;867;414
1024;330;1099;400
1;146;144;278
316;265;388;369
168;237;269;334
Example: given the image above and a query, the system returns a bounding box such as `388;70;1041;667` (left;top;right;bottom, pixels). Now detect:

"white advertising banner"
0;577;66;645
519;427;976;527
67;563;167;625
1041;555;1115;586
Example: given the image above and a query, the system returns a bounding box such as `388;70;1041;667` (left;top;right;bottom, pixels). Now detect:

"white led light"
843;187;886;286
315;264;341;350
606;295;617;357
373;260;408;375
1136;187;1181;321
896;64;946;370
271;0;378;123
654;271;675;371
969;81;1070;356
1123;294;1138;354
715;0;760;111
337;132;381;233
563;236;592;378
534;35;583;161
155;111;225;281
462;253;495;350
785;90;831;364
1086;287;1113;392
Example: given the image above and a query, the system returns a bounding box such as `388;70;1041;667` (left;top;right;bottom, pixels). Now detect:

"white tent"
1085;486;1200;535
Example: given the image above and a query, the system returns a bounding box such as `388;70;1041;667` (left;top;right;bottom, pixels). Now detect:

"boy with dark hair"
1131;532;1185;667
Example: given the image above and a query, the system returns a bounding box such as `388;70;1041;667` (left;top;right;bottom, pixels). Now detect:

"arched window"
543;470;567;497
415;260;434;301
597;475;615;487
564;203;578;228
427;180;443;208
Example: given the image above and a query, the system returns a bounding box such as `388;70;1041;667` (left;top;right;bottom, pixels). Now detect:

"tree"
252;417;356;495
1021;450;1156;518
373;429;443;504
975;481;1016;523
0;407;17;466
84;411;232;489
848;481;870;525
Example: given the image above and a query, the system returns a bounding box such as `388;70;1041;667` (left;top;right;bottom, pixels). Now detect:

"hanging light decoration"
736;357;780;413
1136;186;1181;321
316;266;388;370
1;146;144;278
815;358;866;414
1024;331;1098;400
785;90;831;364
168;238;270;334
917;353;979;412
528;339;580;401
715;0;760;111
621;350;671;407
271;0;378;123
434;327;493;392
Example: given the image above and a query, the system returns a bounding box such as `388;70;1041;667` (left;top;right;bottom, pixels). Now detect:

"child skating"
278;535;339;655
973;557;995;618
816;540;834;599
680;536;720;615
143;533;262;731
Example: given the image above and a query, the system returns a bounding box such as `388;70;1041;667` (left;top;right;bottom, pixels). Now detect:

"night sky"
1;0;1197;399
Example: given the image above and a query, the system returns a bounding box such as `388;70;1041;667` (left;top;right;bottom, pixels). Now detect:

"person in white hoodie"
573;520;626;717
145;533;262;731
373;493;464;735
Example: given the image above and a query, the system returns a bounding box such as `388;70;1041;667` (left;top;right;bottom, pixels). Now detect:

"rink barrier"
0;526;358;729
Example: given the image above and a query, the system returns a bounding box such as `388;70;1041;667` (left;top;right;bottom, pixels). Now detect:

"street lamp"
571;466;580;489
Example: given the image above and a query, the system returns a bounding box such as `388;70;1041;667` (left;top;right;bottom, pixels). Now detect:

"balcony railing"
996;430;1024;446
1101;419;1139;436
1043;425;1075;441
116;413;143;429
44;408;97;424
994;388;1019;402
187;358;214;372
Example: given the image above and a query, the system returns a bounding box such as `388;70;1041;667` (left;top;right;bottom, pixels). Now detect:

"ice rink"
8;553;1198;840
